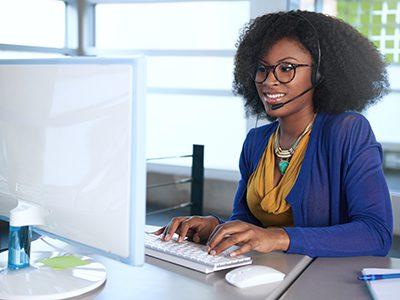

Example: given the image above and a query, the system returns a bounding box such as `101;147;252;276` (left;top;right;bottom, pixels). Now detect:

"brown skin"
206;221;290;257
257;37;316;187
155;38;317;257
153;216;219;244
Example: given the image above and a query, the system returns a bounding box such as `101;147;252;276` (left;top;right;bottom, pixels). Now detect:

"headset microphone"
270;13;324;111
270;85;315;110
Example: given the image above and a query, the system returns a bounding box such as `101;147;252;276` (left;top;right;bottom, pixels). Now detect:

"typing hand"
153;216;220;244
206;220;290;257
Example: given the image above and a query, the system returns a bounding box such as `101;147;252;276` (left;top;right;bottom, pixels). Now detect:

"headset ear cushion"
315;71;321;83
312;68;322;85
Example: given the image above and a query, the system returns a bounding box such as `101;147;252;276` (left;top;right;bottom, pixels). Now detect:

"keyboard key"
144;233;252;274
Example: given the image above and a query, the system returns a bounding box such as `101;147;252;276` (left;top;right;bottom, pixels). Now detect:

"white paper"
361;268;400;300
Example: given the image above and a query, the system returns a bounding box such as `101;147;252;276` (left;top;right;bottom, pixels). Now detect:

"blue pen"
358;273;400;281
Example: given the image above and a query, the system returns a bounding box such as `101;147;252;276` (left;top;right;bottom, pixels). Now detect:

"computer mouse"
225;265;285;288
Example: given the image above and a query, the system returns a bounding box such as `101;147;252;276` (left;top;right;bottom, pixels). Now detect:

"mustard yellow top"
246;128;311;227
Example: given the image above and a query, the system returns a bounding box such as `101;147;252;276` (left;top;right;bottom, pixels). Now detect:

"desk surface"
80;226;313;300
3;234;399;300
0;235;312;300
281;256;400;300
89;249;312;300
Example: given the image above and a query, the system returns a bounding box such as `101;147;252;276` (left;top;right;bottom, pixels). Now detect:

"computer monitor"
0;57;146;298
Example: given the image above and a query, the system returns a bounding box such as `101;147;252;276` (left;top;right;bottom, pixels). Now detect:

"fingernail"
210;250;216;256
230;252;236;257
178;236;183;242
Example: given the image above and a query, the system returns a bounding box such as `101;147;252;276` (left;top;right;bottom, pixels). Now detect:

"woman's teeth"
266;93;285;99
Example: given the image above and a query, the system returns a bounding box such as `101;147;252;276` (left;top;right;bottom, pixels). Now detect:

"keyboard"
144;233;252;274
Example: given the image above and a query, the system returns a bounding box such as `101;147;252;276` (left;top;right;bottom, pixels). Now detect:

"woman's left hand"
206;220;290;257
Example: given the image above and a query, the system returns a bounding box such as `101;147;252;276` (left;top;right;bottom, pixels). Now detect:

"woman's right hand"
153;216;220;244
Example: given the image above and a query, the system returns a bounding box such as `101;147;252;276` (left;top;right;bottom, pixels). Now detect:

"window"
291;0;400;170
146;56;235;90
95;2;247;50
0;0;76;58
334;0;400;146
0;0;66;48
95;1;250;171
0;51;65;59
292;0;400;63
336;0;400;63
146;94;246;170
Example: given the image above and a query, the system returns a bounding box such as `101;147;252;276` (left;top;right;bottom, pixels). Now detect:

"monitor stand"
0;237;106;300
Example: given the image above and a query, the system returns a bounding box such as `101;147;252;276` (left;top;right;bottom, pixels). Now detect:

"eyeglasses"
252;62;311;84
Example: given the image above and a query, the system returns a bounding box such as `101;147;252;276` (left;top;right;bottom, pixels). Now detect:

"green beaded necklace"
274;115;316;175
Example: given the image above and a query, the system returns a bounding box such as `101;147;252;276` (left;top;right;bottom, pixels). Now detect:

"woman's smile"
263;91;287;105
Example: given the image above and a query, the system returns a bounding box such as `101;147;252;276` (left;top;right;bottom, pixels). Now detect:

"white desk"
0;236;312;300
82;226;313;300
5;235;398;300
89;248;312;300
280;256;400;300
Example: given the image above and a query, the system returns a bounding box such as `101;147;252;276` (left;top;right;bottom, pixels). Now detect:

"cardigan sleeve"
284;114;393;257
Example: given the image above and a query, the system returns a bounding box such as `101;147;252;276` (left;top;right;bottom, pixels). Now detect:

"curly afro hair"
233;10;390;120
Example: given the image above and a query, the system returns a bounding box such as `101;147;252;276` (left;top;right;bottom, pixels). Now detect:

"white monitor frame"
0;57;146;266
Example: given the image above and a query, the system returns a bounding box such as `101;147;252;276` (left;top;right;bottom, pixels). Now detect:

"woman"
155;10;393;257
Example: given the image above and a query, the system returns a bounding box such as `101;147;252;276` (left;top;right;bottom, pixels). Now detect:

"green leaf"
387;0;398;10
372;15;382;26
373;1;383;10
386;26;395;35
372;40;381;48
360;14;370;25
360;1;371;12
359;26;369;36
337;1;347;14
387;14;396;25
348;2;358;13
385;40;394;49
385;53;394;63
371;26;381;36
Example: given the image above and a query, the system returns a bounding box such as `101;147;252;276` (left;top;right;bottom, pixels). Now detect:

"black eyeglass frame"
252;63;312;84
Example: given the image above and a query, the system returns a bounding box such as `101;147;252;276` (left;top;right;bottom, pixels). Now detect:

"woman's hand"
153;216;220;244
206;220;290;257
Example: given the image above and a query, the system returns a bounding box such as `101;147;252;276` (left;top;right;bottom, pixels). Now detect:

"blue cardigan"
228;112;393;257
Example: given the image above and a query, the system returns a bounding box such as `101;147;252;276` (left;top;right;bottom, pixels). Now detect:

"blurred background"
0;0;398;230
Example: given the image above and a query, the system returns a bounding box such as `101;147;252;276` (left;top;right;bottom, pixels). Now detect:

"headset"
251;13;323;158
270;13;324;110
301;13;323;86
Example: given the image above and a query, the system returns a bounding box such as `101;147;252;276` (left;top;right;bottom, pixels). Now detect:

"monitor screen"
0;57;146;267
